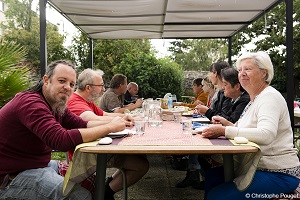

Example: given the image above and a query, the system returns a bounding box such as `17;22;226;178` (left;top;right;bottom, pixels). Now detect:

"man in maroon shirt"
0;60;131;200
67;68;149;199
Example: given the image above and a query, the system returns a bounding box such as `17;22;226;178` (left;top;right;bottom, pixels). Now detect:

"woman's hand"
195;100;204;105
211;116;233;126
201;125;225;138
194;105;209;115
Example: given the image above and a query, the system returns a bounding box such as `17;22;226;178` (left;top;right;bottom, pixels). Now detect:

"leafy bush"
0;41;31;107
113;52;184;99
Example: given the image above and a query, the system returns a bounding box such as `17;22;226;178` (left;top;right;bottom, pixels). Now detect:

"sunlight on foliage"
0;41;31;107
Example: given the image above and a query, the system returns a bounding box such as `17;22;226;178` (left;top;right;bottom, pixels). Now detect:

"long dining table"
76;120;258;200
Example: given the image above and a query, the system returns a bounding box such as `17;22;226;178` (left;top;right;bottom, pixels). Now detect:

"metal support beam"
285;0;294;129
228;37;232;66
89;38;93;69
39;0;47;77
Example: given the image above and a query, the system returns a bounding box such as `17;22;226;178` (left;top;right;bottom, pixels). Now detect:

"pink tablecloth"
118;121;212;146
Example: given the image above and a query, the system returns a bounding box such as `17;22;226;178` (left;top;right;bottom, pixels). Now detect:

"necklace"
239;94;259;119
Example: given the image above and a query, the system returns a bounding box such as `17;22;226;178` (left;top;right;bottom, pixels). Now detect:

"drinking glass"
134;117;146;136
173;112;182;123
182;120;192;134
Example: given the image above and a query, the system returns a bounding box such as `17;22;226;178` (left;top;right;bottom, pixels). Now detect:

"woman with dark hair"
219;67;250;123
194;61;231;120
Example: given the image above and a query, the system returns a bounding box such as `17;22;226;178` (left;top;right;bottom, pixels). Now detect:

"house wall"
0;1;6;35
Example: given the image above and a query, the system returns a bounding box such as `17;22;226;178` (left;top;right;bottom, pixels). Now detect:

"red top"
67;93;104;160
0;91;87;175
67;93;104;116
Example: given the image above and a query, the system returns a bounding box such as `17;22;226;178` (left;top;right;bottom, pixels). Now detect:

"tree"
231;0;300;93
70;32;90;71
0;41;32;107
1;0;73;76
113;52;184;99
92;39;152;84
168;39;228;71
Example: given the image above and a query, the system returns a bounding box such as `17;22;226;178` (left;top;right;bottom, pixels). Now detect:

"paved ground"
107;154;205;200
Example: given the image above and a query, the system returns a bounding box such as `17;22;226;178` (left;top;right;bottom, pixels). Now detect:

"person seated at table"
201;75;217;108
176;65;250;190
124;82;139;105
217;67;250;122
99;74;143;113
175;78;208;108
0;60;133;200
67;69;130;121
194;61;232;119
201;51;300;200
67;68;149;200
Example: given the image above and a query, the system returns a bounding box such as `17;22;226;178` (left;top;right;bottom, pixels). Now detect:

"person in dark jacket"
176;61;231;190
124;82;139;105
177;63;250;191
218;67;250;123
195;61;231;120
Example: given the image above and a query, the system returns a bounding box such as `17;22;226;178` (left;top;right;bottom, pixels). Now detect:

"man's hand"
122;114;134;127
134;98;143;108
108;116;126;132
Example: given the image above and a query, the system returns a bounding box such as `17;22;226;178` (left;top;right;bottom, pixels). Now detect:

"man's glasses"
88;84;105;87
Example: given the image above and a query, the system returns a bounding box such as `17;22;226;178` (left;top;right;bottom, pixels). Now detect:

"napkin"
229;139;262;191
63;141;98;196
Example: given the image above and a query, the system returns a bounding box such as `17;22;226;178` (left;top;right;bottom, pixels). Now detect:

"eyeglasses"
88;84;105;87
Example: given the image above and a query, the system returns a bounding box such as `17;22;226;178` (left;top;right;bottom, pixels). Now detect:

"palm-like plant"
0;41;31;107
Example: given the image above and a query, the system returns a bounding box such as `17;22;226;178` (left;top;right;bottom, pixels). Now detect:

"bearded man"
0;60;134;200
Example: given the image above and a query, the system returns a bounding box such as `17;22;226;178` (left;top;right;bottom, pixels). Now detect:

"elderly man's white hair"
95;69;104;77
77;68;105;90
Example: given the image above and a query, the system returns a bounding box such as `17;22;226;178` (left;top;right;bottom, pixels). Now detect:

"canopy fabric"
48;0;282;39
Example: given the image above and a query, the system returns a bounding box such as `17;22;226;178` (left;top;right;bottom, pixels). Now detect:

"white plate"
191;118;210;123
108;129;132;138
182;112;194;116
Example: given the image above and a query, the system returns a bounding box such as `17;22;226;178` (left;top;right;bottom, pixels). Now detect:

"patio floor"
107;154;205;200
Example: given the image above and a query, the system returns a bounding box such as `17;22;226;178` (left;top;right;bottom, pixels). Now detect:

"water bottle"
168;95;173;109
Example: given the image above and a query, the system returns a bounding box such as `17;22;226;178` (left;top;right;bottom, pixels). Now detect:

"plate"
191;118;210;123
108;129;132;138
182;112;194;116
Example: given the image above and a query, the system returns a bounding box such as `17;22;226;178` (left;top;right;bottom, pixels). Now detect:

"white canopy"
48;0;281;39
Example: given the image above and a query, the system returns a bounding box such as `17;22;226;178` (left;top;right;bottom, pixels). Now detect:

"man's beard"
88;90;101;102
46;94;67;116
53;100;67;116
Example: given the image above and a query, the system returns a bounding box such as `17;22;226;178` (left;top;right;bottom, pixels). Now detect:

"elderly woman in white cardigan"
201;51;300;200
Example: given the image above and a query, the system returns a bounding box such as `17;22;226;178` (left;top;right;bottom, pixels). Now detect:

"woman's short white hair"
235;51;274;84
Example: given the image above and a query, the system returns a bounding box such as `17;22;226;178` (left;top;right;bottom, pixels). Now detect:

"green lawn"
51;151;67;162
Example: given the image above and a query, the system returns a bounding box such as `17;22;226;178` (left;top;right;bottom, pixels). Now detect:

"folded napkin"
63;141;98;196
229;139;262;191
